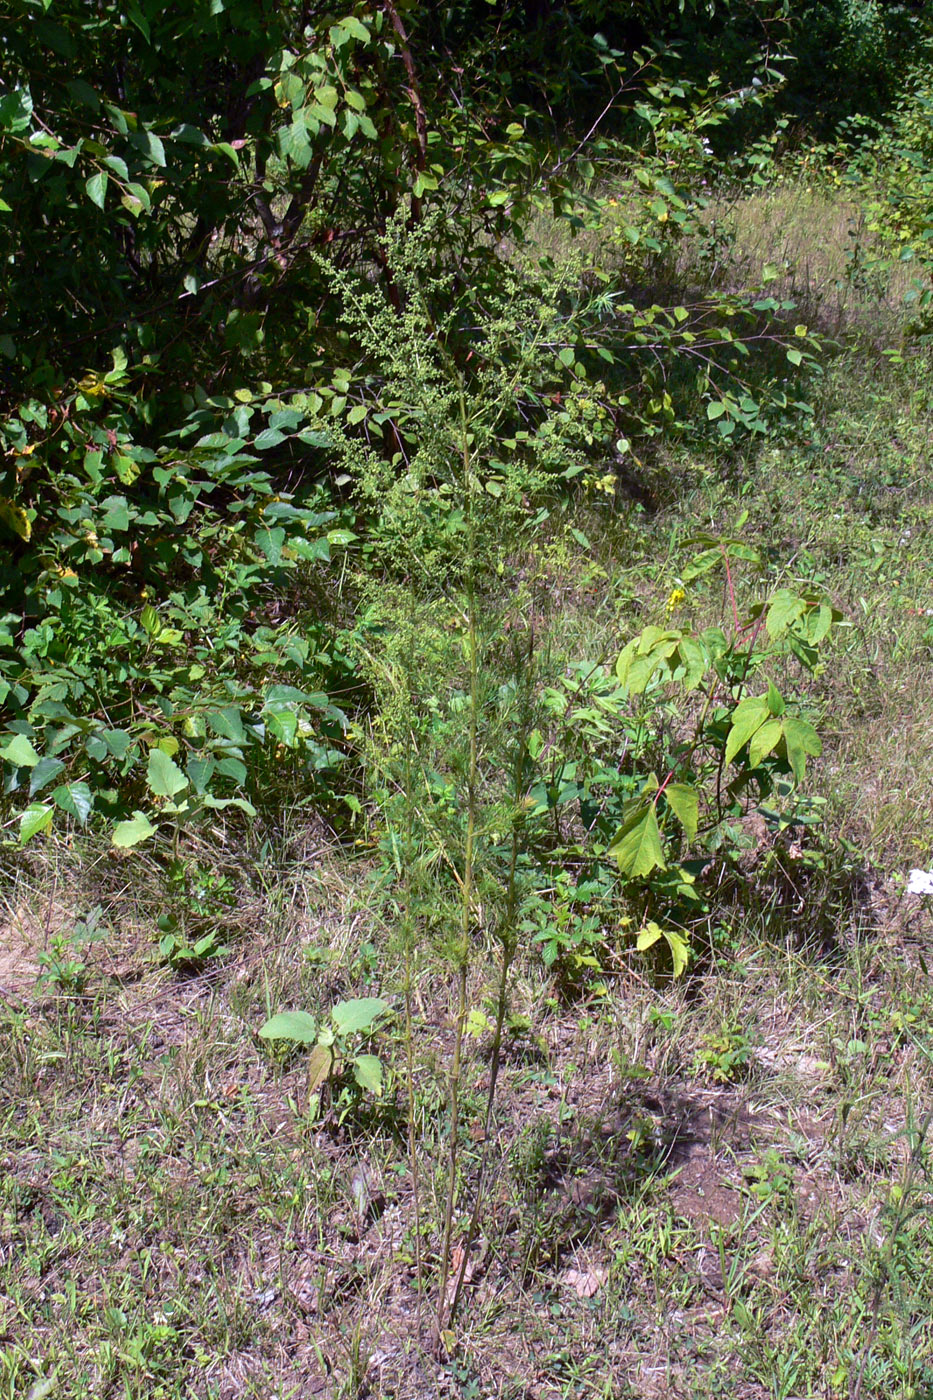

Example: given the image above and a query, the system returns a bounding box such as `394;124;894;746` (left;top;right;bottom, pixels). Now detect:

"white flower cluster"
907;868;933;896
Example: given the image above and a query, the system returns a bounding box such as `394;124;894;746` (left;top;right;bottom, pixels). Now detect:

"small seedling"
36;905;108;994
259;997;392;1119
157;912;229;970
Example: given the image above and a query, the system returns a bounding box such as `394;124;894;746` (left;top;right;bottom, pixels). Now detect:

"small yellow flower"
666;587;686;616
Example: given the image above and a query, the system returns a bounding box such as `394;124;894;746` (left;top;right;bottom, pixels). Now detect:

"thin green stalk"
436;390;479;1340
400;627;425;1333
449;610;535;1324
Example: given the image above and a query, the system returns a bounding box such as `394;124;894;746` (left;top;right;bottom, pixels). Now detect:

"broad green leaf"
766;680;785;716
725;696;770;766
19;803;53;844
258;1010;318;1044
215;755;247;785
636;922;659;949
28;755;65;796
748;718;783;768
255;526;285;563
101;728;134;759
782;717;821;784
664;783;698;842
186;756;215;794
51;782;94;823
331;997;390;1036
0;87;33;133
101;496;129;532
676;635;707;690
66;78;100;110
208;708;246;743
1;734;41;767
266;709;298;746
147;748;187;798
86;171;108;209
140;604;161;637
253;427;286;450
353;1054;384;1095
200;795;257;816
340;14;371;41
112;810;157;847
766;589;806;639
807;603;834;644
609;801;666;879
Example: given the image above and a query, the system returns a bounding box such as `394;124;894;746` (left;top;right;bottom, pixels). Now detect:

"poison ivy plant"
601;533;841;974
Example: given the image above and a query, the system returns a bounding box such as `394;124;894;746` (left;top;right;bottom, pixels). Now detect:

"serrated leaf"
146;748;187;798
258;1010;318;1044
208;708;246;743
353;1054;383;1095
1;734;40;767
664;783;698;841
19;803;53;844
331;997;390;1036
609;801;666;879
112;810;157;847
725;696;770;766
782;717;821;784
253;427;286;450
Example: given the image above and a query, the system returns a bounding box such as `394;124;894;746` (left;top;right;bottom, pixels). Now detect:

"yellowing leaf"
307;1043;334;1093
0;495;31;540
636;921;689;977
